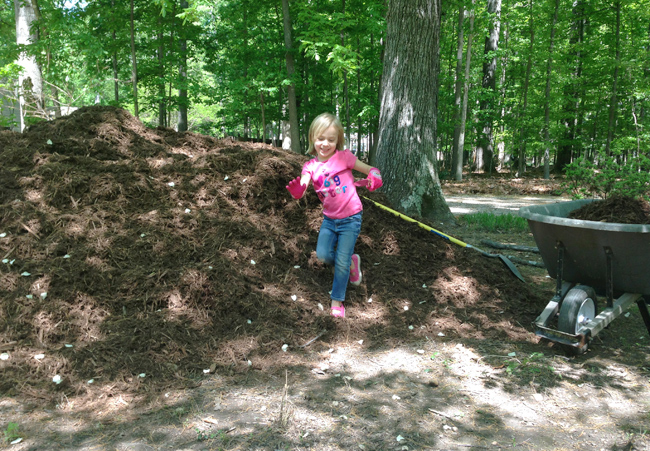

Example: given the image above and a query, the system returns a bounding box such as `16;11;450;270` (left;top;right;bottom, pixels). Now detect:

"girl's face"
314;125;339;161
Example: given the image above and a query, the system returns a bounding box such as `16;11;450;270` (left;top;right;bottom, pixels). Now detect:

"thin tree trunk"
474;0;501;173
556;0;585;171
281;0;301;153
177;0;189;132
111;0;119;103
157;17;166;127
605;1;621;158
368;31;384;166
458;2;475;180
260;91;266;143
517;0;534;176
129;0;139;118
451;4;465;181
543;0;559;179
497;18;508;171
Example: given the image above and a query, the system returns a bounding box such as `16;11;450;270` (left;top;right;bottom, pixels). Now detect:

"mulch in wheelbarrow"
569;195;650;224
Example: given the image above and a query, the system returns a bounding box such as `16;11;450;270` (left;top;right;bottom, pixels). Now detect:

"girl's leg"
330;213;362;303
316;216;337;266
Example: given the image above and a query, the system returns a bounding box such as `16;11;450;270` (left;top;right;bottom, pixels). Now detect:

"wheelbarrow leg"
636;296;650;337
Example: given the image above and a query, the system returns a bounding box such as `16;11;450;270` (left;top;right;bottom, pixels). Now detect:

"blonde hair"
307;113;345;156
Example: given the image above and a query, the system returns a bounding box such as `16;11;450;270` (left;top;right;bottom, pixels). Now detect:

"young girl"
286;113;382;318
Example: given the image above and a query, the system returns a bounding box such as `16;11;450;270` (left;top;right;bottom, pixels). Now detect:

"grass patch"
460;212;529;233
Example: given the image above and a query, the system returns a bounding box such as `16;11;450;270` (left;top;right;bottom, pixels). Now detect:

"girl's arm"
353;159;374;175
353;159;382;191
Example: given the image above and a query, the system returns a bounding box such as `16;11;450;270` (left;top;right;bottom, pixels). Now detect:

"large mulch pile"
0;106;552;404
569;195;650;224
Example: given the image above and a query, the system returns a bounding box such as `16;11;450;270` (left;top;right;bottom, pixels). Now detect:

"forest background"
2;0;650;200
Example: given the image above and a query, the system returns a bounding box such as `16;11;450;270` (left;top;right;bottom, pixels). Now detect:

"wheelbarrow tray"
519;199;650;296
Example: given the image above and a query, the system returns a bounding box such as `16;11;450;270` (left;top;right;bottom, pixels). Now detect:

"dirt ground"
1;106;649;451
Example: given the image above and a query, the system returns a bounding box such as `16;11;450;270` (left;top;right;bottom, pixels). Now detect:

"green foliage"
504;352;556;381
563;154;650;200
459;212;529;233
3;422;20;443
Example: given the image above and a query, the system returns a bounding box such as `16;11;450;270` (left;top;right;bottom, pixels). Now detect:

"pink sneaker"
349;254;362;286
330;304;345;318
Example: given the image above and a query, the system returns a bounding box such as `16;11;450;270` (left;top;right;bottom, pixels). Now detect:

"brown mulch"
568;195;650;224
0;106;561;404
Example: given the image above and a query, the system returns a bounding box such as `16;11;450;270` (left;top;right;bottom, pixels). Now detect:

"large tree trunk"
376;0;453;223
14;0;44;131
281;0;301;153
605;1;621;158
543;0;559;179
177;0;189;132
474;0;501;173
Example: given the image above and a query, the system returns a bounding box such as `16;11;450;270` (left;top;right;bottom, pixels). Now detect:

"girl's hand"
367;168;383;191
286;176;307;199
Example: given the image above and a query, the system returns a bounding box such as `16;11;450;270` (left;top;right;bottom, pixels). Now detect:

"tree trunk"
177;0;189;132
129;0;139;118
341;0;351;147
450;4;465;181
458;2;475;180
497;19;508;171
517;0;534;176
111;0;119;103
281;0;301;153
474;0;501;173
14;0;44;131
157;18;166;127
356;33;362;157
605;1;621;158
556;0;585;172
376;0;453;223
368;31;384;166
260;91;266;142
543;0;559;179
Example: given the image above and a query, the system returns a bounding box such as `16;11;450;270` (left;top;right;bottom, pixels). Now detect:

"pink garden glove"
286;176;307;199
367;168;383;191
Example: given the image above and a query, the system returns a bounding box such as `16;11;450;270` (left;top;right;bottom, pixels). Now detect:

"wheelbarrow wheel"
558;285;598;355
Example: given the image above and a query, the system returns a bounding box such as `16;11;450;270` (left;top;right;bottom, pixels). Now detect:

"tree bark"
157;17;166;127
556;0;585;172
111;0;119;103
474;0;501;173
517;0;534;176
458;2;475;180
14;0;44;131
129;0;139;118
543;0;559;179
260;91;266;142
281;0;301;153
177;0;189;132
450;4;465;181
376;0;453;223
605;1;621;158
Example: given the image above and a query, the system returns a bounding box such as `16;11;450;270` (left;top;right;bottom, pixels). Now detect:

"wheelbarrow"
519;199;650;354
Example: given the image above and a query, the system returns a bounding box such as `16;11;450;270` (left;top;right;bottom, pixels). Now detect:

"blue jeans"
316;212;362;302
